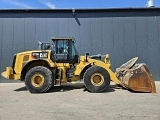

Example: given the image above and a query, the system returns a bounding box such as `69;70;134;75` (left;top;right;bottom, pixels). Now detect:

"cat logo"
40;52;48;58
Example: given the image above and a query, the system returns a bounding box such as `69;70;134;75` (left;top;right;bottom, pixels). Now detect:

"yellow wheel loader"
1;37;156;93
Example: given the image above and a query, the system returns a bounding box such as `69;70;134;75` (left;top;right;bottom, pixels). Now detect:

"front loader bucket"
116;58;156;93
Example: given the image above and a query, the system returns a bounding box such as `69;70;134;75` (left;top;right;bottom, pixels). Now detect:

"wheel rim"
91;73;104;86
31;74;45;87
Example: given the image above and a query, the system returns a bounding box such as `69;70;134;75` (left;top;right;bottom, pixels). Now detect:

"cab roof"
51;37;75;41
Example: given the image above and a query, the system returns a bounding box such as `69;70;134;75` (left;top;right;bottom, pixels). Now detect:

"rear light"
32;52;40;59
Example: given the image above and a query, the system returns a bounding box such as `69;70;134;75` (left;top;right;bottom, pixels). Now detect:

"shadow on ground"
48;83;116;93
110;84;154;93
14;83;116;93
14;86;28;91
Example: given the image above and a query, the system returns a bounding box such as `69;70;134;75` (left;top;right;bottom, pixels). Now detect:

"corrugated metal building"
0;8;160;83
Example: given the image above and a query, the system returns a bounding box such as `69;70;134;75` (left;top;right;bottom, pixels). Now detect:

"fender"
78;64;92;79
21;59;51;81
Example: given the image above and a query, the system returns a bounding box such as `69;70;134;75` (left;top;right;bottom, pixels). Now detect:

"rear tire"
83;66;110;93
25;66;54;93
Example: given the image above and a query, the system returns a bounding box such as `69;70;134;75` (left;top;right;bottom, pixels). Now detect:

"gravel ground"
0;81;160;120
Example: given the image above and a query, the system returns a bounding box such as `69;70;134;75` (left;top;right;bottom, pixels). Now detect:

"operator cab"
51;37;79;64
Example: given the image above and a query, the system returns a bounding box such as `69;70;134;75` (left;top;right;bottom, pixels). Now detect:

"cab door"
53;40;69;63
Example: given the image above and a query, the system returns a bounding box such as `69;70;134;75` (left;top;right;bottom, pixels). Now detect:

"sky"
0;0;160;9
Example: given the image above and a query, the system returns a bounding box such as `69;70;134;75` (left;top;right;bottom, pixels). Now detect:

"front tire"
83;66;110;93
25;66;54;93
